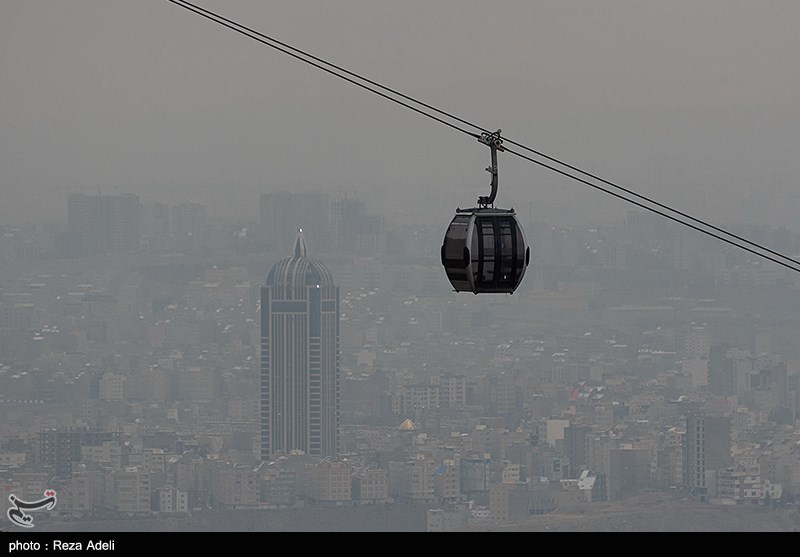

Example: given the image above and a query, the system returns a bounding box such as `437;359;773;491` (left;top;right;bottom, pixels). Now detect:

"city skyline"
1;193;799;530
3;0;800;533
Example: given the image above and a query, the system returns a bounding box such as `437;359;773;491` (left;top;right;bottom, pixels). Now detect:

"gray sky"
2;0;799;228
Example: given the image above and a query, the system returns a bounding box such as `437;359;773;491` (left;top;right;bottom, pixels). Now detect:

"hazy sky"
2;0;799;229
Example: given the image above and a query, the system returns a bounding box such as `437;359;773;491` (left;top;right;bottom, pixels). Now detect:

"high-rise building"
260;230;340;460
608;446;651;501
36;429;122;479
140;202;170;251
684;414;732;501
330;194;385;255
259;191;330;253
104;466;151;514
66;192;140;257
171;203;207;251
563;425;591;478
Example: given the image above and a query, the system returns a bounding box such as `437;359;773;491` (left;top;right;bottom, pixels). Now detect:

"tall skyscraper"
331;194;385;255
684;414;732;500
66;192;140;257
260;230;340;460
259;191;330;253
170;202;207;252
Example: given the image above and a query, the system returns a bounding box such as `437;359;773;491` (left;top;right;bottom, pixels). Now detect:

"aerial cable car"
441;130;530;294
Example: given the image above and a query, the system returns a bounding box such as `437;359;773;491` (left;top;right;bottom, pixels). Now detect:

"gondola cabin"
441;207;529;294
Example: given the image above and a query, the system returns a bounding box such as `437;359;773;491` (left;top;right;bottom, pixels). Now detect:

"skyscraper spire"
293;228;307;259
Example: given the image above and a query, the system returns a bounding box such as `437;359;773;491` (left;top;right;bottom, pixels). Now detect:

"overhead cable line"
170;0;488;139
502;146;800;274
167;0;800;274
498;138;800;271
166;0;480;139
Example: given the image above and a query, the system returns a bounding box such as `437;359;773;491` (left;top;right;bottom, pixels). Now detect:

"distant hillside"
27;494;800;533
461;494;800;532
34;503;428;532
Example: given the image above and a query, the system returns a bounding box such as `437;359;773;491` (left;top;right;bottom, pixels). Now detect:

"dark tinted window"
478;220;495;284
498;218;514;285
442;215;472;289
443;216;470;263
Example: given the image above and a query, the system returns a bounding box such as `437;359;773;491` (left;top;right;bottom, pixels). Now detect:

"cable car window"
444;216;470;263
480;220;495;284
499;219;514;285
442;215;472;289
516;225;528;271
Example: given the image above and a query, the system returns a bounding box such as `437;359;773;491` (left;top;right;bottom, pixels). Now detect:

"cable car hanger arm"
477;130;504;208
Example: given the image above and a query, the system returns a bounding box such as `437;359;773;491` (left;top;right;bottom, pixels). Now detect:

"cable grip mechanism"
477;129;504;207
